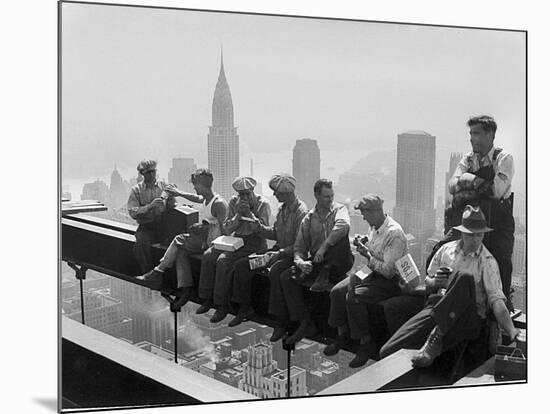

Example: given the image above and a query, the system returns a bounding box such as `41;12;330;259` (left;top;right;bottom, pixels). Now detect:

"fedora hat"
453;205;493;234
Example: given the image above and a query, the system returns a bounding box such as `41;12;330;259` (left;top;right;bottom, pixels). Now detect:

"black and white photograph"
5;0;547;413
58;0;528;411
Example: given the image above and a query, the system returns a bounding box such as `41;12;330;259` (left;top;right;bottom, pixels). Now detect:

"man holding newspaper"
325;194;413;368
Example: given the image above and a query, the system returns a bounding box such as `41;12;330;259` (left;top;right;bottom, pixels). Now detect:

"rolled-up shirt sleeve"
127;189;149;220
325;205;350;247
294;216;310;262
492;153;514;200
369;232;408;278
482;256;507;309
427;245;446;276
448;156;469;194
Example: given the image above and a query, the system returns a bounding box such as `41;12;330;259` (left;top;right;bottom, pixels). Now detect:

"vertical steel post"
174;311;178;364
79;279;85;325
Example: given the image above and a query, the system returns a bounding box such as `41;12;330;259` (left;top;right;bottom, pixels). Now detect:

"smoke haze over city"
61;3;526;206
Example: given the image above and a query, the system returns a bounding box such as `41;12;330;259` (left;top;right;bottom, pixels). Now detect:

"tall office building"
168;158;197;193
293;139;320;210
108;166;128;210
207;52;239;201
238;343;307;398
393;131;436;267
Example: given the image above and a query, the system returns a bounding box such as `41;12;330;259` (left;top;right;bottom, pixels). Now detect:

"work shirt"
427;239;506;319
224;194;271;237
450;146;514;200
364;215;408;279
127;180;172;225
294;202;350;261
258;198;309;257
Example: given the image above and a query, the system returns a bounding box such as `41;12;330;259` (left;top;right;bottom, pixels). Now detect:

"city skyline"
58;2;528;406
61;3;526;207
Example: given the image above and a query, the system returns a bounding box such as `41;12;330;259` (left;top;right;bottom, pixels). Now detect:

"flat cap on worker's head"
268;173;296;193
137;159;157;174
232;176;257;192
355;194;384;211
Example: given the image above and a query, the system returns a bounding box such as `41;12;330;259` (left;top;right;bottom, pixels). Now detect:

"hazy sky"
61;2;526;198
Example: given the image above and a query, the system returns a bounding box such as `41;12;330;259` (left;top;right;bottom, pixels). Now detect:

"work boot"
411;326;444;368
285;319;317;345
323;332;350;356
270;326;287;342
170;287;193;312
196;299;213;315
349;341;378;368
136;269;164;290
210;305;229;323
270;317;289;342
310;266;334;292
228;305;254;327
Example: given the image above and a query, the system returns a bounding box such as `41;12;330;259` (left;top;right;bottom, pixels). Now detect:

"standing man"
197;176;271;323
380;206;520;368
325;194;409;368
228;173;308;328
448;115;515;309
277;179;354;345
127;160;175;272
136;169;228;309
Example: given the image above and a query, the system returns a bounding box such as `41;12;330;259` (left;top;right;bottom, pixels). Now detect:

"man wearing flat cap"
324;194;409;368
127;160;175;272
277;178;354;346
197;176;271;323
227;173;309;329
380;205;520;368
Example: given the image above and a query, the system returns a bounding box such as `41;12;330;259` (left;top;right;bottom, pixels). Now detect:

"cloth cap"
355;194;384;211
232;176;257;192
453;205;493;234
137;160;157;174
268;173;296;193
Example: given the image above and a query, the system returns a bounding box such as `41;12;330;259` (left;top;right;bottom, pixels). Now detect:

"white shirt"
450;146;514;200
365;215;408;278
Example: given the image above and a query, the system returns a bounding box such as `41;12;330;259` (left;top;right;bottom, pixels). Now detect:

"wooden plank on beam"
454;357;496;386
317;349;416;395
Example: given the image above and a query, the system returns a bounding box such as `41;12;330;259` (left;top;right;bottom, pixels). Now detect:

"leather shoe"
210;306;229;323
170;288;192;312
411;326;443;368
285;319;317;345
136;269;163;290
228;307;254;327
349;342;378;368
196;300;213;314
323;332;350;356
270;326;287;342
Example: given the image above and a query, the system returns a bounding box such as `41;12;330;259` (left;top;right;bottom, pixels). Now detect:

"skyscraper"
293;139;320;210
168;157;197;193
393;131;436;267
207;51;239;201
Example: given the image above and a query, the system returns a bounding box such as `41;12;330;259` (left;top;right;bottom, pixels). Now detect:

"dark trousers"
231;252;294;306
267;257;297;321
134;223;162;272
198;234;266;305
328;272;401;339
383;294;426;336
273;239;353;322
483;198;515;302
379;271;483;359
